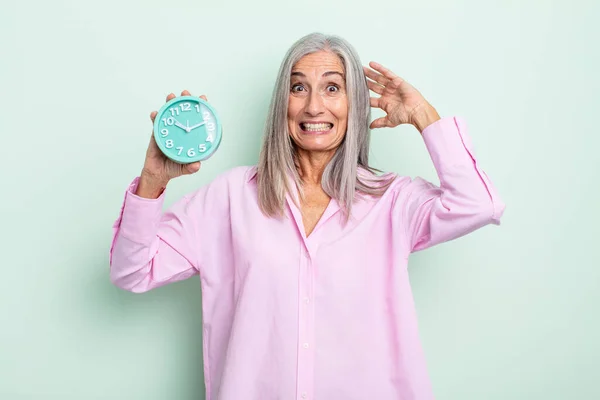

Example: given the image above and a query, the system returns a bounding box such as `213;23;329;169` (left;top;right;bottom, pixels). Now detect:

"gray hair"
257;32;395;220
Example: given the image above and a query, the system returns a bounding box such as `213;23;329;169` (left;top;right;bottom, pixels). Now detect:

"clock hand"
173;119;190;133
188;121;207;131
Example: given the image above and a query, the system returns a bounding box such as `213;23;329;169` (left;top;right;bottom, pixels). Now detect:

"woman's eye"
291;84;304;92
327;85;339;92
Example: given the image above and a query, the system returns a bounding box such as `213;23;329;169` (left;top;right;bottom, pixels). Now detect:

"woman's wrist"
136;172;168;199
411;103;441;134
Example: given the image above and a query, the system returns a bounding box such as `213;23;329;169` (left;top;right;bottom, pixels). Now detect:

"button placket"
297;245;314;400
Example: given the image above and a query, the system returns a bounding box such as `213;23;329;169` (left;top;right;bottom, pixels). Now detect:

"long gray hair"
257;32;396;220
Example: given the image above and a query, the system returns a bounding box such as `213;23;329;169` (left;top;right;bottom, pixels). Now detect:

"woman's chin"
295;139;340;153
290;127;344;153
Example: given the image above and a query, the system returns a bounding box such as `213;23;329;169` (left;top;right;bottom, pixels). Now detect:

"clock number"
206;133;214;143
195;104;201;113
203;111;211;120
207;122;215;132
165;139;174;148
169;107;180;117
162;117;174;126
199;144;207;152
187;148;196;157
176;146;184;155
180;103;191;111
160;128;169;137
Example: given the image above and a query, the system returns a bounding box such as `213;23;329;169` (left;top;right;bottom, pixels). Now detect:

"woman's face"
287;50;348;155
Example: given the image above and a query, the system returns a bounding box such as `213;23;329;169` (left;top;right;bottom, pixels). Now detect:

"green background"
1;0;598;399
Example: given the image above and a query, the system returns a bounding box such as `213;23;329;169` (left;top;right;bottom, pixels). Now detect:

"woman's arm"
109;90;230;293
109;177;202;293
394;115;505;253
364;61;505;253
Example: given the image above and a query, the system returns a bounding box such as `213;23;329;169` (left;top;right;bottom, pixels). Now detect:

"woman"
110;32;504;400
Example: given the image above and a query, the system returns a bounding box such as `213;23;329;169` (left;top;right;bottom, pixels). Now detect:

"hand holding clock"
136;90;206;199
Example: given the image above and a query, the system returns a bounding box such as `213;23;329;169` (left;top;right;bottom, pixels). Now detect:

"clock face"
153;95;222;163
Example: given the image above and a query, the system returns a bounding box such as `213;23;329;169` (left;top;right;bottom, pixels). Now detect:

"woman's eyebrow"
322;71;344;79
291;71;345;78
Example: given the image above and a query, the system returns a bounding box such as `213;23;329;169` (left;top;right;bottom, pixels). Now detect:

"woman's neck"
295;149;335;186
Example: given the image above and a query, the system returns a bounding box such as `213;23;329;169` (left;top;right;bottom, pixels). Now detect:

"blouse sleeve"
107;177;201;293
394;116;505;253
108;170;232;293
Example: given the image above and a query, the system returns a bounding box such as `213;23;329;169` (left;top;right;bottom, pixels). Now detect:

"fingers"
166;90;208;102
370;97;381;108
366;79;384;95
363;66;390;87
183;161;201;175
368;61;402;82
180;90;208;101
369;117;389;129
364;62;407;95
150;111;157;122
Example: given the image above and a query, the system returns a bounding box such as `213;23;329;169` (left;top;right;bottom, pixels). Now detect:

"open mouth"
300;122;333;133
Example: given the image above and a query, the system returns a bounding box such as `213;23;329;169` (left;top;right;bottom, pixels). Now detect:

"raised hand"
136;90;208;198
364;61;440;133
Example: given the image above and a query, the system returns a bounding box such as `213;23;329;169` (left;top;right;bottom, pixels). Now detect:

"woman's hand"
363;62;440;133
136;90;206;198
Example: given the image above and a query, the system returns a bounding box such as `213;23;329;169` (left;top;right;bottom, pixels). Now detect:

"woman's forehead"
291;51;345;77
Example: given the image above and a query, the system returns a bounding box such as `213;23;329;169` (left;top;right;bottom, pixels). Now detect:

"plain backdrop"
1;0;598;399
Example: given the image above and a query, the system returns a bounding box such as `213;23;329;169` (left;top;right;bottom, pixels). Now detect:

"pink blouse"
109;116;505;400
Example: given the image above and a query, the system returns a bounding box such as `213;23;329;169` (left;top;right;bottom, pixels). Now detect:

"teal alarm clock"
153;95;222;163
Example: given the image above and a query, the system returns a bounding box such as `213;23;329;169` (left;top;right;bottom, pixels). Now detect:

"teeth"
302;123;332;131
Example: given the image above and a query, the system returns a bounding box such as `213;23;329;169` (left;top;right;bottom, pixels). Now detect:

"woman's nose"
305;91;325;116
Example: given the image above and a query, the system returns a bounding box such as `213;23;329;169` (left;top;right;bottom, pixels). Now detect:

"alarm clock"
153;95;222;163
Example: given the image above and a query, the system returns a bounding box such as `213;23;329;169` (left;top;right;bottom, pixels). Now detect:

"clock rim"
152;95;223;164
